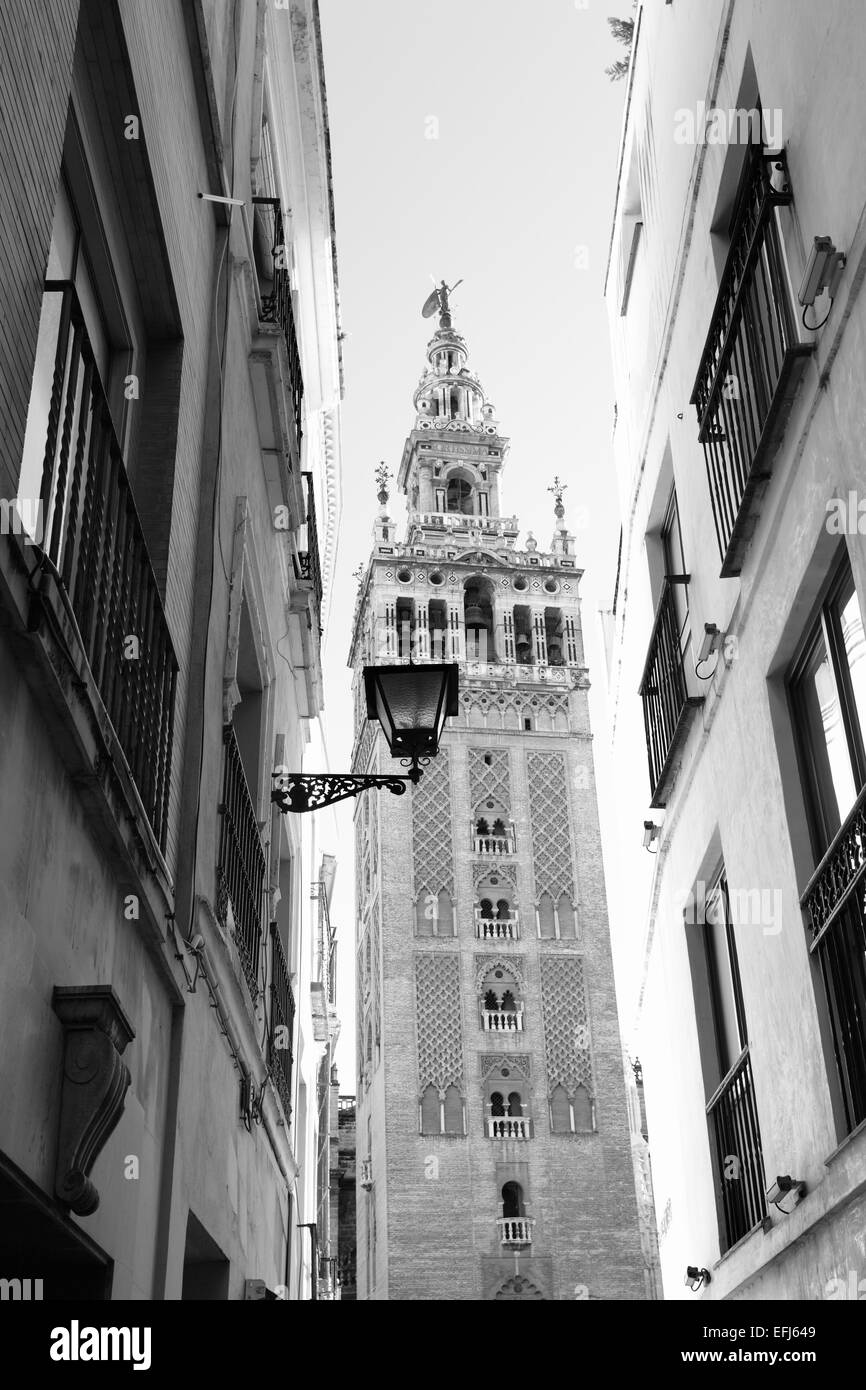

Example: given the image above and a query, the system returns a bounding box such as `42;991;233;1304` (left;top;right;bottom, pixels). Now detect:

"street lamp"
271;661;459;813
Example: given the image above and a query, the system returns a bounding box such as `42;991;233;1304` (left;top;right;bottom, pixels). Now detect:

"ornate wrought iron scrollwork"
271;770;419;814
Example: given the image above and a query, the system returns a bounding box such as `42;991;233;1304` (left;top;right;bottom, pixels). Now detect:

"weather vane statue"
375;461;391;508
548;475;568;523
421;278;464;330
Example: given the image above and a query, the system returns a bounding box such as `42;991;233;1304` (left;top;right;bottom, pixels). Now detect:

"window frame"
788;552;866;859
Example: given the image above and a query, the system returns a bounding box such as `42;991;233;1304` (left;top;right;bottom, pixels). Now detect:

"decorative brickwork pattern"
475;954;526;990
412;749;454;900
461;689;571;732
540;955;593;1096
473;862;518;894
469;747;511;813
527;751;576;902
414;953;464;1092
480;1054;531;1081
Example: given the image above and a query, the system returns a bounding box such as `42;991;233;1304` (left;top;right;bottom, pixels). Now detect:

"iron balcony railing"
638;577;702;807
269;921;296;1116
706;1047;767;1252
690;147;813;577
800;785;866;1133
217;724;266;998
252;197;304;452
295;470;323;608
33;281;177;849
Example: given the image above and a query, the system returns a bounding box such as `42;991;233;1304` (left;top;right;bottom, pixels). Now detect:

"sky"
316;0;633;1089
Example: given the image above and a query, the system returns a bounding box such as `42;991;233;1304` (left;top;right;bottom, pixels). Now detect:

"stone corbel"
51;986;135;1216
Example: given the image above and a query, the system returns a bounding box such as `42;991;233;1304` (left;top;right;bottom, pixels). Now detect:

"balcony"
800;785;866;1131
475;910;519;941
474;832;516;857
482;1007;524;1033
498;1217;534;1247
706;1047;767;1252
269;921;295;1116
294;470;323;610
639;578;703;807
217;724;266;999
28;281;177;851
487;1117;531;1140
253;198;304;452
416;512;519;536
690;147;813;577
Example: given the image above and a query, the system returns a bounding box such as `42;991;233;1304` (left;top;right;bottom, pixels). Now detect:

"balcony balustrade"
253;197;304;452
498;1217;534;1246
800;784;866;1132
217;724;266;998
482;1007;524;1033
31;281;177;850
487;1116;531;1140
690;147;813;576
474;833;516;857
639;578;703;807
706;1047;767;1252
269;921;295;1115
475;910;519;941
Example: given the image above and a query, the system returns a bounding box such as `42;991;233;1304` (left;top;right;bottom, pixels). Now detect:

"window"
479;965;524;1032
790;560;866;850
661;485;689;652
704;873;747;1080
790;555;866;1132
640;482;701;806
419;1084;463;1135
550;1084;571;1132
691;868;767;1251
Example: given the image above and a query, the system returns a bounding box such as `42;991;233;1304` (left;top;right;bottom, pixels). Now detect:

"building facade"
604;0;866;1300
0;0;342;1299
348;292;647;1300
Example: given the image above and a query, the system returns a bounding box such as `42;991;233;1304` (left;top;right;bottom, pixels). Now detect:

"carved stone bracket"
51;985;135;1216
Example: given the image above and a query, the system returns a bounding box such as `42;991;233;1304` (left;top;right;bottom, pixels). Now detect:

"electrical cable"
802;298;833;331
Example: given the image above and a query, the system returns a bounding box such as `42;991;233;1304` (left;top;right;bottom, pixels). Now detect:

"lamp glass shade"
363;663;459;760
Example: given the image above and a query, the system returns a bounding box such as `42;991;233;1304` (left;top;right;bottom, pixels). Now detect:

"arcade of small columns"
375;580;581;667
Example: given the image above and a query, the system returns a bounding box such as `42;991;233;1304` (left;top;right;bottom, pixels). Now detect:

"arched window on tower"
557;895;577;938
507;1091;523;1117
501;1181;525;1218
420;1084;440;1134
550;1083;572;1133
537;892;556;938
490;1091;506;1116
443;1085;463;1133
574;1084;593;1131
446;478;473;513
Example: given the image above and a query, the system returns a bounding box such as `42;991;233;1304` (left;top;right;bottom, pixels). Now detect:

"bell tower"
348;288;648;1301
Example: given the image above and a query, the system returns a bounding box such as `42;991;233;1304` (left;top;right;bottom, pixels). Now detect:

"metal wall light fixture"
272;662;459;813
684;1266;711;1292
643;820;661;852
766;1175;806;1214
799;235;846;329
